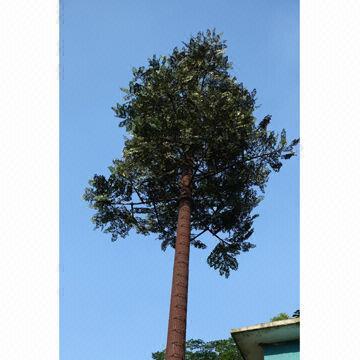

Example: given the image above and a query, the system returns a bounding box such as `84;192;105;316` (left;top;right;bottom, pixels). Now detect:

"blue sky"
60;0;299;359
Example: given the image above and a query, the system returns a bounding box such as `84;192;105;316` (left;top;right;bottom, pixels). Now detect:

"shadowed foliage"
270;313;290;321
270;309;300;322
152;338;241;360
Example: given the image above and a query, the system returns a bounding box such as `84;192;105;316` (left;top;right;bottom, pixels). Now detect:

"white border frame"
0;1;59;359
1;0;360;358
301;0;360;358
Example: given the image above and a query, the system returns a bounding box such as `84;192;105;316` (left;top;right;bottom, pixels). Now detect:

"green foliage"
270;309;300;322
270;313;290;321
152;338;241;360
84;29;299;277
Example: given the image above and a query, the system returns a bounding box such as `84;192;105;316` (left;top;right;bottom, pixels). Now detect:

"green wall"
262;341;300;360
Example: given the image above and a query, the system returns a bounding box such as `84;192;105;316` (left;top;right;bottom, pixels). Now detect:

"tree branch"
207;227;232;246
193;149;283;182
132;182;146;204
121;195;178;207
122;200;151;206
190;229;208;241
149;191;164;230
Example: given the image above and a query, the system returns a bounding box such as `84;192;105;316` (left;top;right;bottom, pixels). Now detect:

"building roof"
231;317;300;360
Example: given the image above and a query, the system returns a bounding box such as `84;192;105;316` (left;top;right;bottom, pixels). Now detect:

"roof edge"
231;317;300;334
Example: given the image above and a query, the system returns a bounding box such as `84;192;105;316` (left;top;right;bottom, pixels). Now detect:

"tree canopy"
270;309;300;321
270;312;290;321
84;29;299;277
152;338;241;360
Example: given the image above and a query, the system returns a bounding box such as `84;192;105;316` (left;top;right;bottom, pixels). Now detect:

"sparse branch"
244;150;285;163
190;229;208;241
122;200;151;206
116;173;150;204
123;206;144;228
193;149;286;182
149;192;164;230
121;195;178;207
207;227;232;246
132;182;146;204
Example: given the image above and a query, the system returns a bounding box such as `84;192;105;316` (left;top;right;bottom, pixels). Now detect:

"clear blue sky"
60;1;299;359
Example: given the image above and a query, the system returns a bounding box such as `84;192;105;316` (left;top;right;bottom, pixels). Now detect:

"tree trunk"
165;167;192;360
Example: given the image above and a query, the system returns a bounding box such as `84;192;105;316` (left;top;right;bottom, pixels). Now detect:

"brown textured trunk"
165;166;192;360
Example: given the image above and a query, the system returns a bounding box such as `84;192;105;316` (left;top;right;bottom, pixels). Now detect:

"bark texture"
165;168;192;360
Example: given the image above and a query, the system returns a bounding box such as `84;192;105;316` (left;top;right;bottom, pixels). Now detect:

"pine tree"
84;30;298;360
